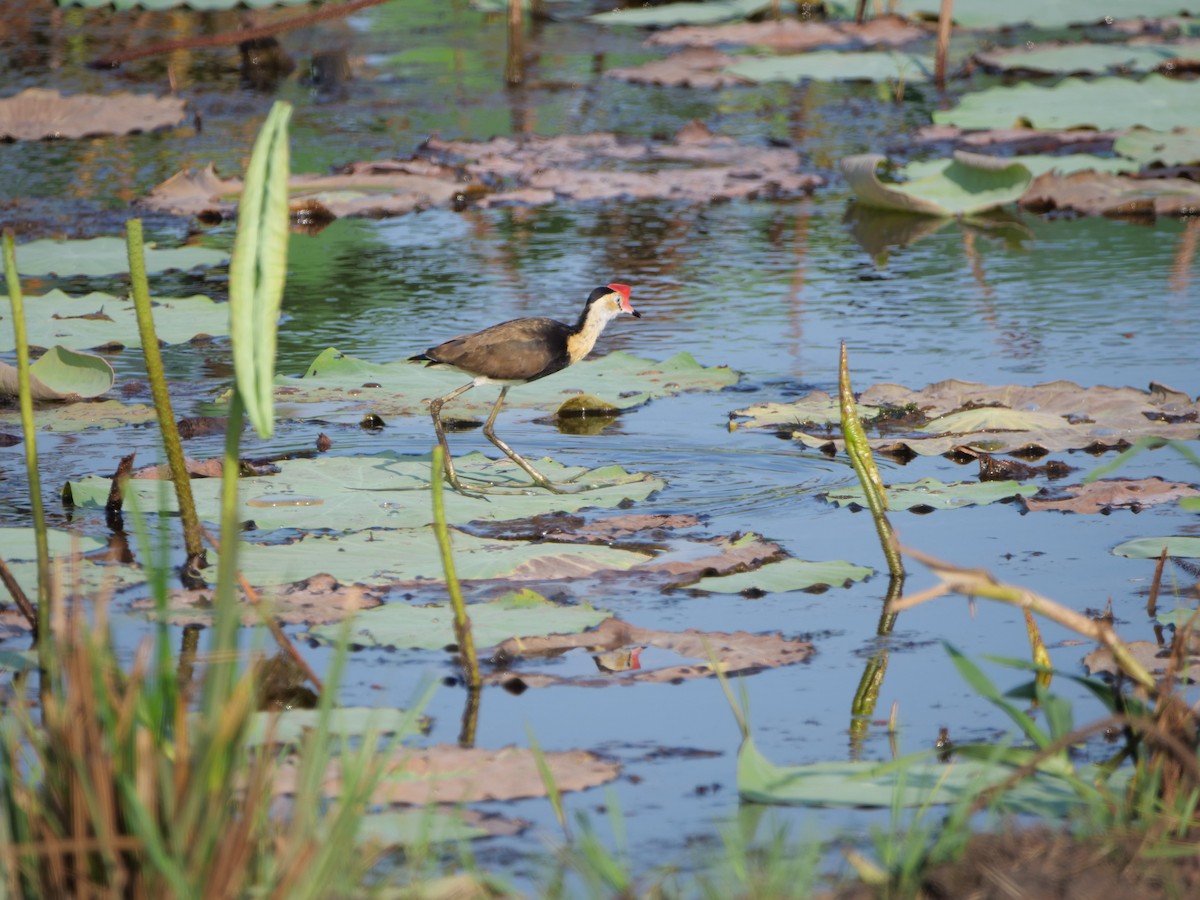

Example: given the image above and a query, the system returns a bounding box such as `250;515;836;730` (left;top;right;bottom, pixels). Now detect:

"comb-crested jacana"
410;283;641;494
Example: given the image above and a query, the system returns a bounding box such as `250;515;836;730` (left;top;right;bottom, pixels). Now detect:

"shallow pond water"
3;0;1200;889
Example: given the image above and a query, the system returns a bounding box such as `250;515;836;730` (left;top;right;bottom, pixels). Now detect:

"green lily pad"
229;529;647;589
308;590;611;649
1153;608;1200;628
738;734;1128;814
727;50;934;84
590;0;776;28
0;525;106;560
904;153;1135;180
358;810;516;846
734;380;1200;456
934;76;1200;132
0;399;157;432
976;41;1200;76
842;152;1032;217
243;707;427;747
902;0;1198;28
0;649;38;672
0;237;226;278
0;345;114;400
0;290;229;352
1114;127;1200;166
277;348;738;421
823;478;1038;510
1113;536;1200;559
691;556;872;593
65;452;664;531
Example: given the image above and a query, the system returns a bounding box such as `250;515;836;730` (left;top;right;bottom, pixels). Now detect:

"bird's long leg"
482;386;567;494
429;380;482;495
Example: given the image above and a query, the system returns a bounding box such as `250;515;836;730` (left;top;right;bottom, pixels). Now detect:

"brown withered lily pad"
128;572;384;627
140;161;460;220
645;15;925;51
1020;169;1200;217
142;124;822;220
274;744;620;805
0;88;186;141
486;616;814;689
424;126;823;206
1020;478;1200;513
607;48;752;88
908;125;1119;156
732;379;1200;456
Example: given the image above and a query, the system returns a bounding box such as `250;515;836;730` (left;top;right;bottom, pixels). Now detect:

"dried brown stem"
893;546;1157;692
0;555;38;635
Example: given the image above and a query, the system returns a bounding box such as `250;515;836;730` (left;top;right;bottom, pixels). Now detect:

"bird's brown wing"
424;317;572;382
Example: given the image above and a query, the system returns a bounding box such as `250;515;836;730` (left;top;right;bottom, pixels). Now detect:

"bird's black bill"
631;310;642;318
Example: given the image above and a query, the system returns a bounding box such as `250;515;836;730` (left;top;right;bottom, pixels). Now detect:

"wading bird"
410;283;641;494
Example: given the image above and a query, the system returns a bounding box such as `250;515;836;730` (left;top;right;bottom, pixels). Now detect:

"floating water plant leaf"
933;76;1200;132
279;348;737;420
0;290;229;351
824;478;1037;511
66;452;664;532
689;557;872;593
0;238;227;278
842;152;1032;217
911;124;1119;156
426;130;824;206
1020;170;1200;218
975;40;1200;76
904;153;1134;180
590;0;774;27
1112;536;1200;559
902;0;1198;29
0;399;156;432
1022;478;1200;513
145;127;823;219
129;573;385;627
606;48;751;89
243;707;427;747
309;589;610;650
358;809;526;847
1084;639;1200;683
236;528;648;589
0;345;113;400
485;616;814;688
737;734;1126;813
0;525;106;561
1151;608;1200;629
0;88;185;141
0;649;38;672
734;380;1200;456
1114;127;1200;165
646;15;925;50
142;162;461;220
275;744;621;804
727;50;934;84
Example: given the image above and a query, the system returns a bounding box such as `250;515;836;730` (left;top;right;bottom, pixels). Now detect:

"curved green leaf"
842;152;1031;217
823;478;1038;510
230;100;292;438
28;345;114;398
1115;127;1200;166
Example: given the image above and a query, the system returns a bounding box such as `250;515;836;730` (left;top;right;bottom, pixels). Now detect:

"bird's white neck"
566;300;623;364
